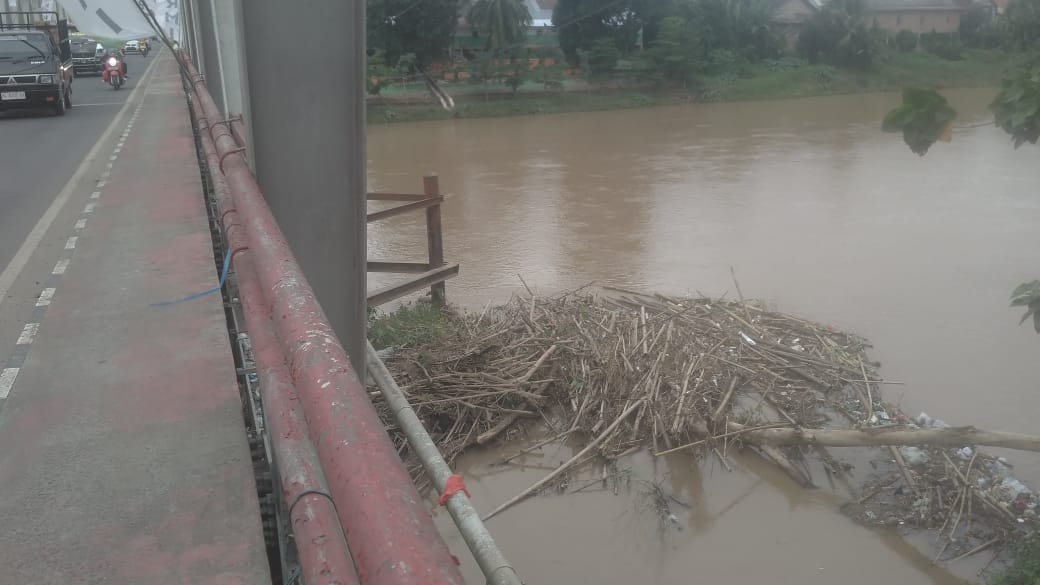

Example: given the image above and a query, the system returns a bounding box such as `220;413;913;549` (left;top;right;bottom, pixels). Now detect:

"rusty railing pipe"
181;55;465;585
193;107;361;585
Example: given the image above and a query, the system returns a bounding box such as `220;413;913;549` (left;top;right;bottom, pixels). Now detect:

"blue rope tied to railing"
149;249;231;307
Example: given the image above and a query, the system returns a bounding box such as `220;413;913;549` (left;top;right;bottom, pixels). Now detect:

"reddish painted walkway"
0;55;272;584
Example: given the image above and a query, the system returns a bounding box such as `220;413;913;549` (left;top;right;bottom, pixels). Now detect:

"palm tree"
467;0;533;52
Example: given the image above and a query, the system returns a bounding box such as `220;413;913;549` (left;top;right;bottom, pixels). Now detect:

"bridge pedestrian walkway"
0;53;272;584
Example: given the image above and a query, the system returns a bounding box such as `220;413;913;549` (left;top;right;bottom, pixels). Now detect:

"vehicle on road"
123;39;140;55
70;35;104;76
102;54;126;90
0;11;73;116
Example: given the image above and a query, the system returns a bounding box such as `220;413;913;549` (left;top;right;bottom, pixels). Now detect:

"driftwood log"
735;424;1040;452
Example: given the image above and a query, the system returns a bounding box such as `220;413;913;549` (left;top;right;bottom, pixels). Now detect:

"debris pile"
373;287;1037;559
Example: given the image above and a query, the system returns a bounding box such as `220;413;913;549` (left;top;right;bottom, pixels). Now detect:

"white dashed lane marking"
52;259;69;275
35;288;55;307
16;323;39;345
64;237;78;250
0;368;19;399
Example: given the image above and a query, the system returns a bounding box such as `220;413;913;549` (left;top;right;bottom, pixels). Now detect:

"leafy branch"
1011;281;1040;334
881;89;956;155
992;58;1040;148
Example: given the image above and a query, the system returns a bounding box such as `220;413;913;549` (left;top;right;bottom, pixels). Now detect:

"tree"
468;53;499;101
718;0;783;59
959;3;992;46
586;37;621;77
500;56;529;95
1002;0;1040;50
367;0;460;67
553;0;642;64
797;0;878;68
881;88;957;155
467;0;532;51
366;49;395;97
649;15;702;85
630;0;684;47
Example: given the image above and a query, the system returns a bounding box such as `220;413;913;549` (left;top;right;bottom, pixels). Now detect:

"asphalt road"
0;52;153;272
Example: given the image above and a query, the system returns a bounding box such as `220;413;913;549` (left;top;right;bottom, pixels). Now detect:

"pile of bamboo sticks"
374;287;1036;555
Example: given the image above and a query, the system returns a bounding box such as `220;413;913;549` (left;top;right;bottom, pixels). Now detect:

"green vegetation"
992;535;1040;585
368;49;1013;124
368;301;452;351
363;0;1036;124
467;0;532;51
366;0;460;67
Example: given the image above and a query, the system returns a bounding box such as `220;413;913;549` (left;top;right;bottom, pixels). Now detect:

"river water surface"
367;88;1040;584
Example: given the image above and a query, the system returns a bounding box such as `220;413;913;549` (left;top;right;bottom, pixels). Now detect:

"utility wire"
128;0;192;80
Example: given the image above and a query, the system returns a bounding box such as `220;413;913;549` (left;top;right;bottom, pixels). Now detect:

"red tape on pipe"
438;474;470;506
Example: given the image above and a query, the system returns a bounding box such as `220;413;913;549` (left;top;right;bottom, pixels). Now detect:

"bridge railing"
179;53;467;585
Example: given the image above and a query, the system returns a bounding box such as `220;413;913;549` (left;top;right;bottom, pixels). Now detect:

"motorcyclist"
101;49;128;84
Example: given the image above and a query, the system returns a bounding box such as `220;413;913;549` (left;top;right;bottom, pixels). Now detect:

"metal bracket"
211;114;243;132
229;244;250;262
219;147;247;174
219;207;238;226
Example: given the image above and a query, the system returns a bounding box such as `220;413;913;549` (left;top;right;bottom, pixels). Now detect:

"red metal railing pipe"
193;109;361;585
182;56;465;585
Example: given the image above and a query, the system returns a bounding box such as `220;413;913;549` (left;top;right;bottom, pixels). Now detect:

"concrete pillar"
195;0;224;112
241;0;367;376
184;0;204;71
213;0;251;129
203;0;253;166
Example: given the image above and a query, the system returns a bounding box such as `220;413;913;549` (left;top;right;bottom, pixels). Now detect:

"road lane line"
0;53;162;311
84;203;96;213
0;368;18;399
35;288;55;307
16;323;38;345
74;219;87;230
64;237;78;250
52;259;69;275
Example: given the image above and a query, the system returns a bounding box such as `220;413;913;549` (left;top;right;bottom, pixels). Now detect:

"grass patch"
368;301;453;351
368;49;1017;124
992;535;1040;585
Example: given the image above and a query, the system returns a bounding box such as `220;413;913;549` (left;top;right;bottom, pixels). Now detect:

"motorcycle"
103;56;126;90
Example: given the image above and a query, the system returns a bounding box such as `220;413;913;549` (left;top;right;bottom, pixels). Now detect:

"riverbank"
369;49;1016;124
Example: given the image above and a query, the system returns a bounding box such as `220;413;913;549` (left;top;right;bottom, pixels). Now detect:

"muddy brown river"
367;88;1040;584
